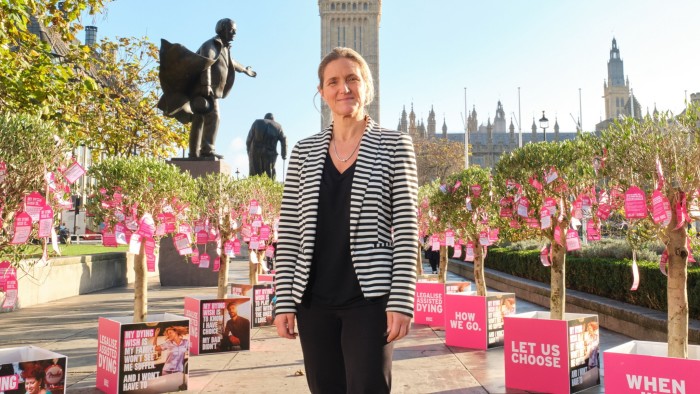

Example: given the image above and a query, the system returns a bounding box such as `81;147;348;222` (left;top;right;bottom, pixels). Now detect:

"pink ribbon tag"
529;176;543;191
199;253;210;269
11;212;32;244
659;249;668;276
445;230;455;247
586;221;601;241
464;241;475;261
249;199;261;215
259;225;271;240
624;186;648;219
0;261;16;292
479;230;490;246
24;191;45;223
196;230;208;245
517;197;529;217
114;223;128;245
572;199;583;220
128;233;142;255
540;245;551;267
452;245;462;258
431;235;440;251
674;192;689;230
540;207;552;229
499;197;513;218
470;184;482;198
2;277;18;308
566;229;581;251
224;240;235;257
102;227;118;247
38;206;53;238
144;238;156;272
213;257;221;272
251;218;262;228
651;190;668;224
597;203;612;221
233;239;241;254
208;227;218;242
553;226;563;246
489;228;499;243
158;213;176;233
545;167;559;184
250;235;260;250
191;249;200;264
544;197;557;216
63;161;86;184
630;250;640;291
526;218;540;229
453;180;462;191
137;213;156;238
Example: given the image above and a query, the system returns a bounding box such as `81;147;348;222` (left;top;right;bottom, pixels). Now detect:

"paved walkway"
0;258;631;393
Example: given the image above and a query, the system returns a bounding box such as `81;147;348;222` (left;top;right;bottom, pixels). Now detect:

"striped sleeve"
274;142;303;315
387;132;419;316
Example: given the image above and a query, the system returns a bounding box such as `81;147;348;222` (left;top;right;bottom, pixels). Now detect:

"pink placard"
604;343;700;393
540;207;552;229
115;223;128;245
517;198;529;217
504;314;569;393
431;235;440;251
233;239;241;254
624;186;648;219
470;184;482;198
452;245;462;258
586;221;601;241
184;297;202;355
2;277;18;308
464;241;475;261
144;238;156;272
544;197;558;216
566;229;581;251
445;293;488;349
413;282;445;326
199;253;210;268
651;190;670;225
196;230;208;245
96;317;121;393
445;230;455;247
191;249;200;264
224;240;235;257
259;225;271;240
553;226;563;245
25;191;45;222
103;227;117;247
137;213;156;238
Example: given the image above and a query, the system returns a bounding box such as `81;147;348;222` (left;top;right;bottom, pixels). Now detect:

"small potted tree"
494;135;601;393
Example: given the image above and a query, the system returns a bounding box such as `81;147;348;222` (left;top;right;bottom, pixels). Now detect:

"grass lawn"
25;244;128;257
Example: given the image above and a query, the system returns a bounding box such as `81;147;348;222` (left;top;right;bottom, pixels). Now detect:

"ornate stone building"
400;102;578;169
318;0;381;125
596;38;642;132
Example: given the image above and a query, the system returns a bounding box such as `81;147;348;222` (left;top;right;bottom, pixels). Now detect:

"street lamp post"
539;111;549;142
235;168;240;180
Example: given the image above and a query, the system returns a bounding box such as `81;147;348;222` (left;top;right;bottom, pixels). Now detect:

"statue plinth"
158;159;232;286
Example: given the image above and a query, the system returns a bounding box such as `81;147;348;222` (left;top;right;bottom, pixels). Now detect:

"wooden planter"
96;313;190;393
184;295;252;355
504;312;600;393
444;291;516;350
413;280;471;326
604;340;700;393
0;346;67;394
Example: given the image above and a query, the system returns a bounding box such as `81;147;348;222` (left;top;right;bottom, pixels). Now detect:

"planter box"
96;313;190;394
230;282;275;328
444;291;516;349
0;346;67;394
604;340;700;393
504;312;600;393
414;281;471;326
184;295;252;355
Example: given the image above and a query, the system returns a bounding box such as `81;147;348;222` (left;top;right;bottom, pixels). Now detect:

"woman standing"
274;47;419;393
152;326;189;375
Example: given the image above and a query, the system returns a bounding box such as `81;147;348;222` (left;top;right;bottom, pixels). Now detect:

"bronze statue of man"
246;113;287;178
157;18;256;160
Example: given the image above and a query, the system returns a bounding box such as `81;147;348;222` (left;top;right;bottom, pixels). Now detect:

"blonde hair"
317;47;375;106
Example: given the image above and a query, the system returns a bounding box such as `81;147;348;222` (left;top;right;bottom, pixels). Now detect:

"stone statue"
158;18;256;160
246;113;287;178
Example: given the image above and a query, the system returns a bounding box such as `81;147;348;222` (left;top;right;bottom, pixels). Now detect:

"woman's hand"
386;311;411;343
274;313;298;339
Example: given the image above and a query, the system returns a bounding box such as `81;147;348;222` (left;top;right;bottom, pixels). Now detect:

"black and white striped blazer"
274;119;419;316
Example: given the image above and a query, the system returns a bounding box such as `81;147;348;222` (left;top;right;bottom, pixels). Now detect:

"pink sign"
597;203;612;221
540;207;552;229
604;342;700;394
586;221;601;241
114;223;128;245
553;226;563;245
259;225;271;240
544;197;558;216
199;253;210;268
500;197;513;218
2;276;18;308
566;229;581;251
650;191;670;225
11;212;32;244
96;317;121;393
413;282;445;326
505;313;600;393
517;198;530;217
470;184;482;198
184;297;201;356
624;186;648;219
224;240;235;257
464;241;475;261
144;238;156;272
233;239;241;254
137;213;156;238
445;292;516;350
249;199;260;215
103;227;117;247
431;235;440;251
173;233;192;255
38;206;54;238
191;249;200;264
479;231;490;246
452;245;462;258
445;230;455;247
196;230;208;245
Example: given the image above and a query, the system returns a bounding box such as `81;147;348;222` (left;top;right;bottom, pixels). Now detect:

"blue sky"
86;0;700;179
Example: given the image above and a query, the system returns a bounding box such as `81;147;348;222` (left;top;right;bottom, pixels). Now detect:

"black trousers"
296;298;394;394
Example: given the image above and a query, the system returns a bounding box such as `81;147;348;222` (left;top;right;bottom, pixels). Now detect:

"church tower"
318;0;381;126
603;38;630;119
427;106;436;137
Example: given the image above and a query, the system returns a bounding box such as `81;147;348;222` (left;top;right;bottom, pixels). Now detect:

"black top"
305;154;365;307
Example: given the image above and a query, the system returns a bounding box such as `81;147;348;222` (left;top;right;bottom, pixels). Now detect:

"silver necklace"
332;135;362;162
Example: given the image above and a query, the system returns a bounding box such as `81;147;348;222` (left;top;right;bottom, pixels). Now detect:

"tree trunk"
249;250;258;285
667;201;689;358
217;254;230;299
474;244;486;296
416;243;424;276
549;237;567;321
133;243;147;323
438;245;448;283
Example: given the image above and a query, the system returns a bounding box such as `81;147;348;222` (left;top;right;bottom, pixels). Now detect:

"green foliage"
233;175;283;234
85;157;197;234
484;247;700;319
0;112;72;263
414;137;465;186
